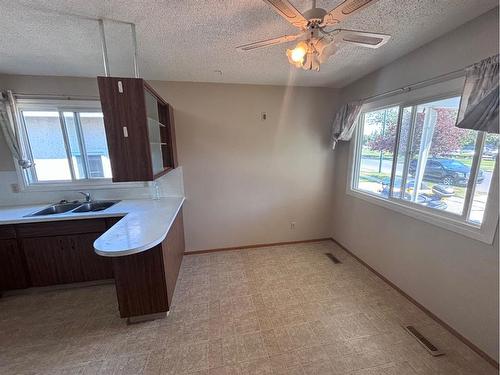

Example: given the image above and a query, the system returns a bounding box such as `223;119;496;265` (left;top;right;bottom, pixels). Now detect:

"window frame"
347;82;499;244
13;99;145;191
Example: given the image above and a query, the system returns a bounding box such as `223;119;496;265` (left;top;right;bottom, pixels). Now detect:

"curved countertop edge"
93;197;185;257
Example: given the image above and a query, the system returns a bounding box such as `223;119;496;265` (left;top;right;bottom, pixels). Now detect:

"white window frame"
13;99;146;191
346;78;499;244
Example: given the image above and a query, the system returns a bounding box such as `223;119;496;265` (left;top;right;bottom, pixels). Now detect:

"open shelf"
147;117;166;128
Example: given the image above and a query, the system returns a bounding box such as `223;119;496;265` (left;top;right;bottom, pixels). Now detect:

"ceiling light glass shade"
286;41;308;67
316;40;337;64
303;52;321;71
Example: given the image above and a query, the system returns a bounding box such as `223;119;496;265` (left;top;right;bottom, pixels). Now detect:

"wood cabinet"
112;209;185;318
97;76;178;182
1;211;185;322
162;210;185;304
0;226;29;291
1;219;114;289
22;232;113;286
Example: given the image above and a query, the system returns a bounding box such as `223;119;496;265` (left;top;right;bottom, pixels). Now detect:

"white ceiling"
0;0;497;88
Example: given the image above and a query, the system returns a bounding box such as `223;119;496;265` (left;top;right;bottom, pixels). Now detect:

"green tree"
367;107;471;157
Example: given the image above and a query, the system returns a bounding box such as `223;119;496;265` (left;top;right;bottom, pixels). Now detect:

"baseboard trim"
184;238;332;255
329;237;499;369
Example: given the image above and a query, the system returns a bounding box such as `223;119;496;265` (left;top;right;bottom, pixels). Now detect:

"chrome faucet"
78;191;92;202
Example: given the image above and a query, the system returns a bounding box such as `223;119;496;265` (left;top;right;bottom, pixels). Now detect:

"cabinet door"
112;246;169;318
23;233;112;286
77;233;114;281
98;77;153;182
162;209;185;305
0;239;29;291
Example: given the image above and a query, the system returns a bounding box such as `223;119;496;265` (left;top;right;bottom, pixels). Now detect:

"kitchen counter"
0;197;185;257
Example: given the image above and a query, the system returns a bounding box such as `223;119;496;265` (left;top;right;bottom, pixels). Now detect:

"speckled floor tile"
0;241;496;374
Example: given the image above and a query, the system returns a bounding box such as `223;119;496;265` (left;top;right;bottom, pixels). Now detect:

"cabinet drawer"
17;219;107;238
0;225;16;240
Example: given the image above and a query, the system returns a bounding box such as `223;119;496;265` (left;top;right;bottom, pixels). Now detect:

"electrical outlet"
261;112;267;121
290;221;296;230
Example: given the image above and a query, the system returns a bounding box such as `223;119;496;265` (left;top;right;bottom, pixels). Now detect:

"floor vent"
325;253;341;264
404;325;444;356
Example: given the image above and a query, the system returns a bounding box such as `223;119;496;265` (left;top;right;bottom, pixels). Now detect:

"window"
350;91;498;243
16;100;112;186
353;106;398;197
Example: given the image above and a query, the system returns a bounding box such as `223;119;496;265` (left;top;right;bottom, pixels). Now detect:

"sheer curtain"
456;54;499;134
330;101;363;149
0;91;32;168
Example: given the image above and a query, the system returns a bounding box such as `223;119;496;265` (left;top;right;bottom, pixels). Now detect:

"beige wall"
332;8;499;360
0;75;339;252
150;81;338;251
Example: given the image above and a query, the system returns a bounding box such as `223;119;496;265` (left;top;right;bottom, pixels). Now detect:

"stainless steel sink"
26;200;120;217
71;200;120;213
28;202;82;216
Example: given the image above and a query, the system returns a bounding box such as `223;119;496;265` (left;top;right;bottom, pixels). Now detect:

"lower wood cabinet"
163;210;185;305
22;232;113;287
0;238;29;291
1;211;185;321
0;218;114;291
112;209;185;318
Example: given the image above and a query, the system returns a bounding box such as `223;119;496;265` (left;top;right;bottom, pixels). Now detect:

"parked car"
409;158;484;186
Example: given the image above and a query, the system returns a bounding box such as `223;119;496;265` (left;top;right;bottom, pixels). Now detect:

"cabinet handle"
123;126;129;138
117;81;123;93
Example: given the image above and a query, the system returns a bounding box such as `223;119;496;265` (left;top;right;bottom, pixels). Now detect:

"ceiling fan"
236;0;391;71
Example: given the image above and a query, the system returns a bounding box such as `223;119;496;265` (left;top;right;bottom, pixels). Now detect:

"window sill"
346;188;498;244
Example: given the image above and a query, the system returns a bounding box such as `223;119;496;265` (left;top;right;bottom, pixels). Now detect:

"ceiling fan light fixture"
240;0;390;72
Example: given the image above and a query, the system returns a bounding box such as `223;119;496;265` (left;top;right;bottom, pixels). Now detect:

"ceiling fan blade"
336;29;390;48
322;0;380;26
236;33;302;51
262;0;309;29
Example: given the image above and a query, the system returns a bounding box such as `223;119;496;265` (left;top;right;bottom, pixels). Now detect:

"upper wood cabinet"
97;77;178;182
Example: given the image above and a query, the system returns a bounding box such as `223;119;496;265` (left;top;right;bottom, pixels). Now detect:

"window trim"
12;99;146;191
346;86;499;245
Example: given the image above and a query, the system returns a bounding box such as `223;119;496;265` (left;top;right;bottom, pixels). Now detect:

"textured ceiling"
0;0;497;87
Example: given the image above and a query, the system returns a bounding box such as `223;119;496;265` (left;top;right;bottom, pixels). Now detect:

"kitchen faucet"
79;192;92;202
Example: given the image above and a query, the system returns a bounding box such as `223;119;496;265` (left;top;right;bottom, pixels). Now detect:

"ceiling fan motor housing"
303;7;327;26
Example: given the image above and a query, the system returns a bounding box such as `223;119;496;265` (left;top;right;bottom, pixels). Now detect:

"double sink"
27;200;120;217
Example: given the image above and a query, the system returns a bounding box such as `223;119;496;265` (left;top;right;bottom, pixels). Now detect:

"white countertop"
0;197;185;257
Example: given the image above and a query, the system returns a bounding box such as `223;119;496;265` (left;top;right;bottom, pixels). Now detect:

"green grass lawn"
359;172;390;183
456;157;495;173
361;149;394;160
